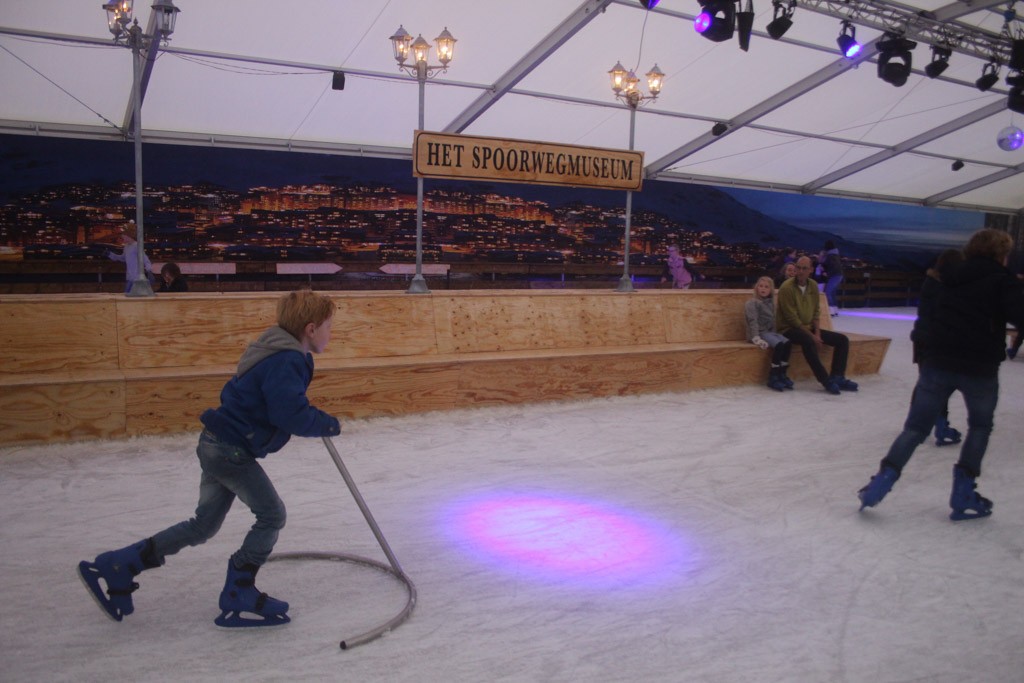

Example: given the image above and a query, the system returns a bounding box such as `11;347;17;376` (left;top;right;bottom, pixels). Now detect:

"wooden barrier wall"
0;290;891;446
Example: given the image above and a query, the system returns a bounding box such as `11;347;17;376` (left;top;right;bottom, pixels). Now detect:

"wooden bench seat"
0;290;890;445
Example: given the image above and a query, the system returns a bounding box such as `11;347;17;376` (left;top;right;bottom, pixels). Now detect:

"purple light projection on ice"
840;310;917;321
444;492;692;589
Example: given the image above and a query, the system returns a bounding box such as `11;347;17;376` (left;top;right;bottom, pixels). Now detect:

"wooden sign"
413;131;643;191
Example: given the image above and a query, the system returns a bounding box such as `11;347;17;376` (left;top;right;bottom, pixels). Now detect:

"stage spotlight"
951;159;964;171
736;0;754;52
766;0;795;40
836;21;861;59
877;33;916;87
924;45;951;79
711;122;728;136
638;0;661;8
694;0;736;43
1008;73;1024;114
1011;38;1024;71
976;62;1000;92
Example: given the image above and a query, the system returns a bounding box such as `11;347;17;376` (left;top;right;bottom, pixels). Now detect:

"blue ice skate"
215;560;290;628
77;540;151;622
949;465;993;521
858;465;899;510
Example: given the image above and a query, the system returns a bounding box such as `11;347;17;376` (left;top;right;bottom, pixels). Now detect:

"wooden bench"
0;290;890;446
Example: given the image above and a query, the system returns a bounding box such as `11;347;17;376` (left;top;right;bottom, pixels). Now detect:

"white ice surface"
3;308;1023;683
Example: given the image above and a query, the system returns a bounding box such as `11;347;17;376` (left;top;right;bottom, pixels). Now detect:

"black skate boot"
78;538;161;621
215;560;290;628
767;364;787;392
949;464;993;521
778;361;794;390
830;375;859;392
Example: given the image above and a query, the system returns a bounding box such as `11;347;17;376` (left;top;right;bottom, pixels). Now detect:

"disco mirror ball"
996;125;1024;151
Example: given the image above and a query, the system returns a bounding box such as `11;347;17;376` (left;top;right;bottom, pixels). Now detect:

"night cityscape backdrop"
0;134;988;273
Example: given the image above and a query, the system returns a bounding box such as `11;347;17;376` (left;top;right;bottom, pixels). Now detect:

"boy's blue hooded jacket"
200;326;341;457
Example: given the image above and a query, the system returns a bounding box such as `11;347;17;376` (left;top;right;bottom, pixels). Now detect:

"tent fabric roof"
1;0;1023;215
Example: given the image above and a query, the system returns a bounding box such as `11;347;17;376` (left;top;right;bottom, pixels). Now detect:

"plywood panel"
847;336;890;375
117;296;276;369
577;295;667;346
309;363;460;419
434;292;670;354
125;374;227;436
434;294;567;354
663;292;749;343
451;345;762;406
320;295;437;361
0;381;125;444
0;298;119;374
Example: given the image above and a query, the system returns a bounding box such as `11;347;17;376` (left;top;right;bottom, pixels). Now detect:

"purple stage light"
694;12;712;33
444;492;693;589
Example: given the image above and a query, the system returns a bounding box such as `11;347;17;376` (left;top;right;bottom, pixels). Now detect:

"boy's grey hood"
236;326;305;377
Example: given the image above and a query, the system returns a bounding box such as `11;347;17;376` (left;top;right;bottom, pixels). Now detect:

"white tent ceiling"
1;0;1023;216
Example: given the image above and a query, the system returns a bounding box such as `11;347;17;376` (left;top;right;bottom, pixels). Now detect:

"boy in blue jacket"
79;290;341;627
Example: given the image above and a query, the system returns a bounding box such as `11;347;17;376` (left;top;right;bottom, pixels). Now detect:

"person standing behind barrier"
857;229;1024;520
664;244;693;289
158;262;188;292
745;275;793;391
776;261;797;287
78;290;342;627
106;226;153;294
820;240;844;317
776;256;858;395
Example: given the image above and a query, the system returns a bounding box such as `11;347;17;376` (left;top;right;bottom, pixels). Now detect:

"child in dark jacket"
79;290;341;627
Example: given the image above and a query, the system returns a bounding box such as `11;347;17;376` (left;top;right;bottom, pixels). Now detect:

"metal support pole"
126;29;154;297
617;106;637;293
407;63;429;294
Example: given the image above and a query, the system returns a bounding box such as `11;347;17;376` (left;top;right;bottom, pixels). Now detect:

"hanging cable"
0;42;121;131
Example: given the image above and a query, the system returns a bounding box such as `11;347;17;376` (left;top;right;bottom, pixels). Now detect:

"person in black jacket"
158;262;188;292
858;228;1024;520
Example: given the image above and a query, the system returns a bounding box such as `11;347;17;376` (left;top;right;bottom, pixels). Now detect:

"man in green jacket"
776;256;858;395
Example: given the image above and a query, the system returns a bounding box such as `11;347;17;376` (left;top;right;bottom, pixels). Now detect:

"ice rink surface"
3;308;1023;683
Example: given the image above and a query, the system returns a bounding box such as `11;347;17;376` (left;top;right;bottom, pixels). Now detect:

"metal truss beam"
798;0;1019;63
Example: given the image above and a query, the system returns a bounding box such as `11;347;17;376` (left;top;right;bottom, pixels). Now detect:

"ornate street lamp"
389;25;457;294
608;61;663;292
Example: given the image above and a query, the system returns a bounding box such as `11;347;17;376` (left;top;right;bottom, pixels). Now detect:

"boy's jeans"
151;430;286;567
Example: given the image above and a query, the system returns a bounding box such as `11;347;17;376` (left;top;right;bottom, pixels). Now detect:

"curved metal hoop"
267;437;417;649
268;551;416;649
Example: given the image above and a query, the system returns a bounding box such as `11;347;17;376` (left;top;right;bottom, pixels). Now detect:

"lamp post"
389;25;456;294
103;0;179;297
608;62;663;293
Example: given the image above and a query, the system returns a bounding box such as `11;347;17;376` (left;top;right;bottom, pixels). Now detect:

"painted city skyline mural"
0;134;987;273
